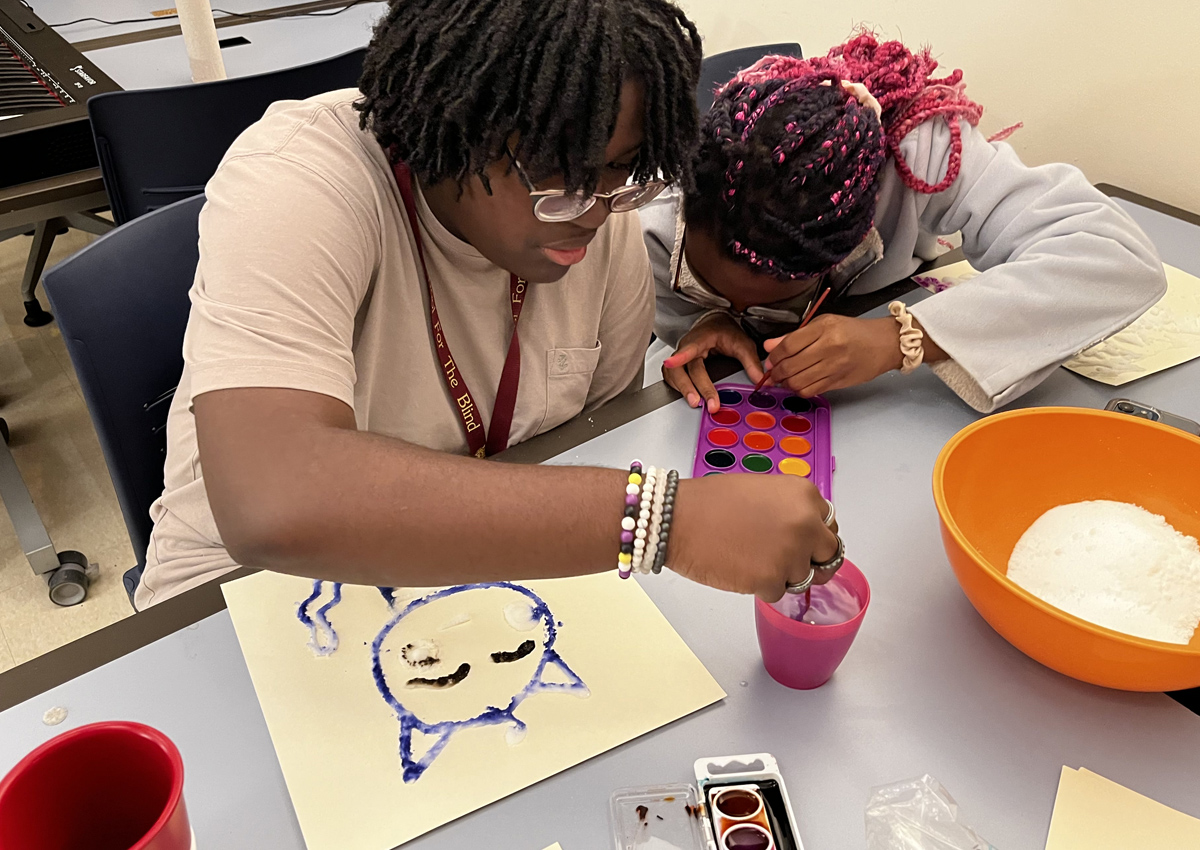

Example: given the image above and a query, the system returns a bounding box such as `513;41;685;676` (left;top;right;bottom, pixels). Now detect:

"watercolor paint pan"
695;754;802;850
706;780;796;850
709;784;775;849
610;758;802;850
690;384;833;500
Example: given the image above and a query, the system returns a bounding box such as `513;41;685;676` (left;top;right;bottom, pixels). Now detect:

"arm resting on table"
195;387;626;587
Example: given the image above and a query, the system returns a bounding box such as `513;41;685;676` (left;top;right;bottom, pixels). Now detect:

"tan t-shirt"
137;90;653;608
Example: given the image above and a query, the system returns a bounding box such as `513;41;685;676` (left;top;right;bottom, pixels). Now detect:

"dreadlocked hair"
355;0;703;196
687;33;991;280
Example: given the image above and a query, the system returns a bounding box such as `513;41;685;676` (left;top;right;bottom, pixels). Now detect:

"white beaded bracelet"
641;469;669;574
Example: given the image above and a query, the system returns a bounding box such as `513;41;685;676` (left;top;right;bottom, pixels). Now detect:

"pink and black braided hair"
686;33;1004;280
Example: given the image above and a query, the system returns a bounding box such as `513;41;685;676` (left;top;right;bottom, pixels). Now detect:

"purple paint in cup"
754;559;870;689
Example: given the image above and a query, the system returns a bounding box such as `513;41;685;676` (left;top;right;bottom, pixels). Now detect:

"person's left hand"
763;314;902;397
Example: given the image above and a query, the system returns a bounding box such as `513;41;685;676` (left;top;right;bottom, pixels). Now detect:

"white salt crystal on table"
1008;501;1200;644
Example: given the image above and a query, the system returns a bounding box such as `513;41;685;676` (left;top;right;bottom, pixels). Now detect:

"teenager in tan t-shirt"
138;0;840;609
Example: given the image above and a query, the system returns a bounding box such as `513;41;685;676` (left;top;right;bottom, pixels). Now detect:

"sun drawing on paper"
296;581;589;782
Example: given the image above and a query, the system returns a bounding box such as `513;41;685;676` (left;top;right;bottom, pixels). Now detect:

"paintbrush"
751;286;832;393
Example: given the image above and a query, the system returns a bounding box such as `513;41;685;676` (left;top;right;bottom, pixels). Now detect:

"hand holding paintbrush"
751;287;831;394
664;284;884;410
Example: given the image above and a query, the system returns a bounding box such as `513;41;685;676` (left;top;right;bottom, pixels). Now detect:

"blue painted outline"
296;581;399;656
370;582;587;782
296;580;343;656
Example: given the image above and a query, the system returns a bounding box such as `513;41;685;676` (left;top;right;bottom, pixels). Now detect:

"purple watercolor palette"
690;383;833;499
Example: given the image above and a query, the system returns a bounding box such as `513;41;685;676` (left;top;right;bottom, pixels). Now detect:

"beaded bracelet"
630;465;657;574
620;462;679;578
652;470;679;574
618;461;643;579
643;466;673;573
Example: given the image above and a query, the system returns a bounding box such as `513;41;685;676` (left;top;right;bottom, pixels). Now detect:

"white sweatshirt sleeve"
905;120;1167;412
640;189;709;347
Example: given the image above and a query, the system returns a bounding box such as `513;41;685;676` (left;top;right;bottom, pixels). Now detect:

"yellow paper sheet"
542;844;563;850
1064;265;1200;385
1044;766;1200;849
223;572;725;850
912;261;1200;385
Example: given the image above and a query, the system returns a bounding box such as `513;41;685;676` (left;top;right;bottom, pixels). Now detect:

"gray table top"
41;0;357;43
79;2;382;90
2;191;1199;849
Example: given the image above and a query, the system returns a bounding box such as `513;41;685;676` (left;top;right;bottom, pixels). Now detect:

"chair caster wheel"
47;551;90;606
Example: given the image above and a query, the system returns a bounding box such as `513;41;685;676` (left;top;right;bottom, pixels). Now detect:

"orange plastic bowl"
933;407;1200;691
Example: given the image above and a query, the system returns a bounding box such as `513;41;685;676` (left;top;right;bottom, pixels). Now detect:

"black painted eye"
491;639;536;663
401;641;439;668
406;662;470;689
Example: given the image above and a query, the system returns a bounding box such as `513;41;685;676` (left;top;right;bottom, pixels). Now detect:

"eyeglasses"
673;231;810;324
671;218;887;321
505;145;667;223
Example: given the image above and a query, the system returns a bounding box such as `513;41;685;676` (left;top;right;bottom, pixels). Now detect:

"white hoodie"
643;118;1166;412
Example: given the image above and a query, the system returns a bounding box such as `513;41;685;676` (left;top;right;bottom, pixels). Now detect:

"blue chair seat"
89;48;365;225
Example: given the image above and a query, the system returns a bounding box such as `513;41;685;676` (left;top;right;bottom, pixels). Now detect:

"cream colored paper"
223;572;725;850
912;260;1200;385
1063;264;1200;385
1044;766;1200;849
542;844;563;850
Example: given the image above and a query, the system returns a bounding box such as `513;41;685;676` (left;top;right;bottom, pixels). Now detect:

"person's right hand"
662;314;764;412
666;474;840;602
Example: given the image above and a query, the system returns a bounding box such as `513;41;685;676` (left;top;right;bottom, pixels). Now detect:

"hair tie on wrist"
888;301;925;374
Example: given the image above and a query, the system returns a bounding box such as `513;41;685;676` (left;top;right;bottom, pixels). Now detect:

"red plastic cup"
0;721;193;850
754;559;870;689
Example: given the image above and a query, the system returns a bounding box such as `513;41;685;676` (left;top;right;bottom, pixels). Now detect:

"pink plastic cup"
754;559;870;689
0;721;193;850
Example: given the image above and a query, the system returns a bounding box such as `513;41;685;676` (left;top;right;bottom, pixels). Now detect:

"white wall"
678;0;1200;215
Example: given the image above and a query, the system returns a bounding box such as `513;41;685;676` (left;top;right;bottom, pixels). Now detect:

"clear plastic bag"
865;774;998;850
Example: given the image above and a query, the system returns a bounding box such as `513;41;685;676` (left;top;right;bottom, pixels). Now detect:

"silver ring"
784;568;815;595
784;532;845;595
823;499;836;528
812;534;845;577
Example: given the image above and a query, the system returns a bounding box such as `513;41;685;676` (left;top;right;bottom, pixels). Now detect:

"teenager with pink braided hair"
646;34;1166;412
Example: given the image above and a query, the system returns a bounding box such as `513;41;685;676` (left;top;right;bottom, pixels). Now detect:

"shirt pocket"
539;343;603;434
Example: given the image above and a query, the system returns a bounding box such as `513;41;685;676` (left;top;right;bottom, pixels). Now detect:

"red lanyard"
392;161;526;458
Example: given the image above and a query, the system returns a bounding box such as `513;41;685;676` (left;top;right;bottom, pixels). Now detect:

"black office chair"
88;47;366;225
43;195;204;608
696;43;803;113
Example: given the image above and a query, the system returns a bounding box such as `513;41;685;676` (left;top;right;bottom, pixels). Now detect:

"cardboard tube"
176;0;227;82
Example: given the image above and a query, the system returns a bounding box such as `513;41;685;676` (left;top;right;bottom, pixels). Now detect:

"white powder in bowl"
1007;500;1200;645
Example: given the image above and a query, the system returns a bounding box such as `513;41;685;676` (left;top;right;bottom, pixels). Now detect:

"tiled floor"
0;224;135;674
